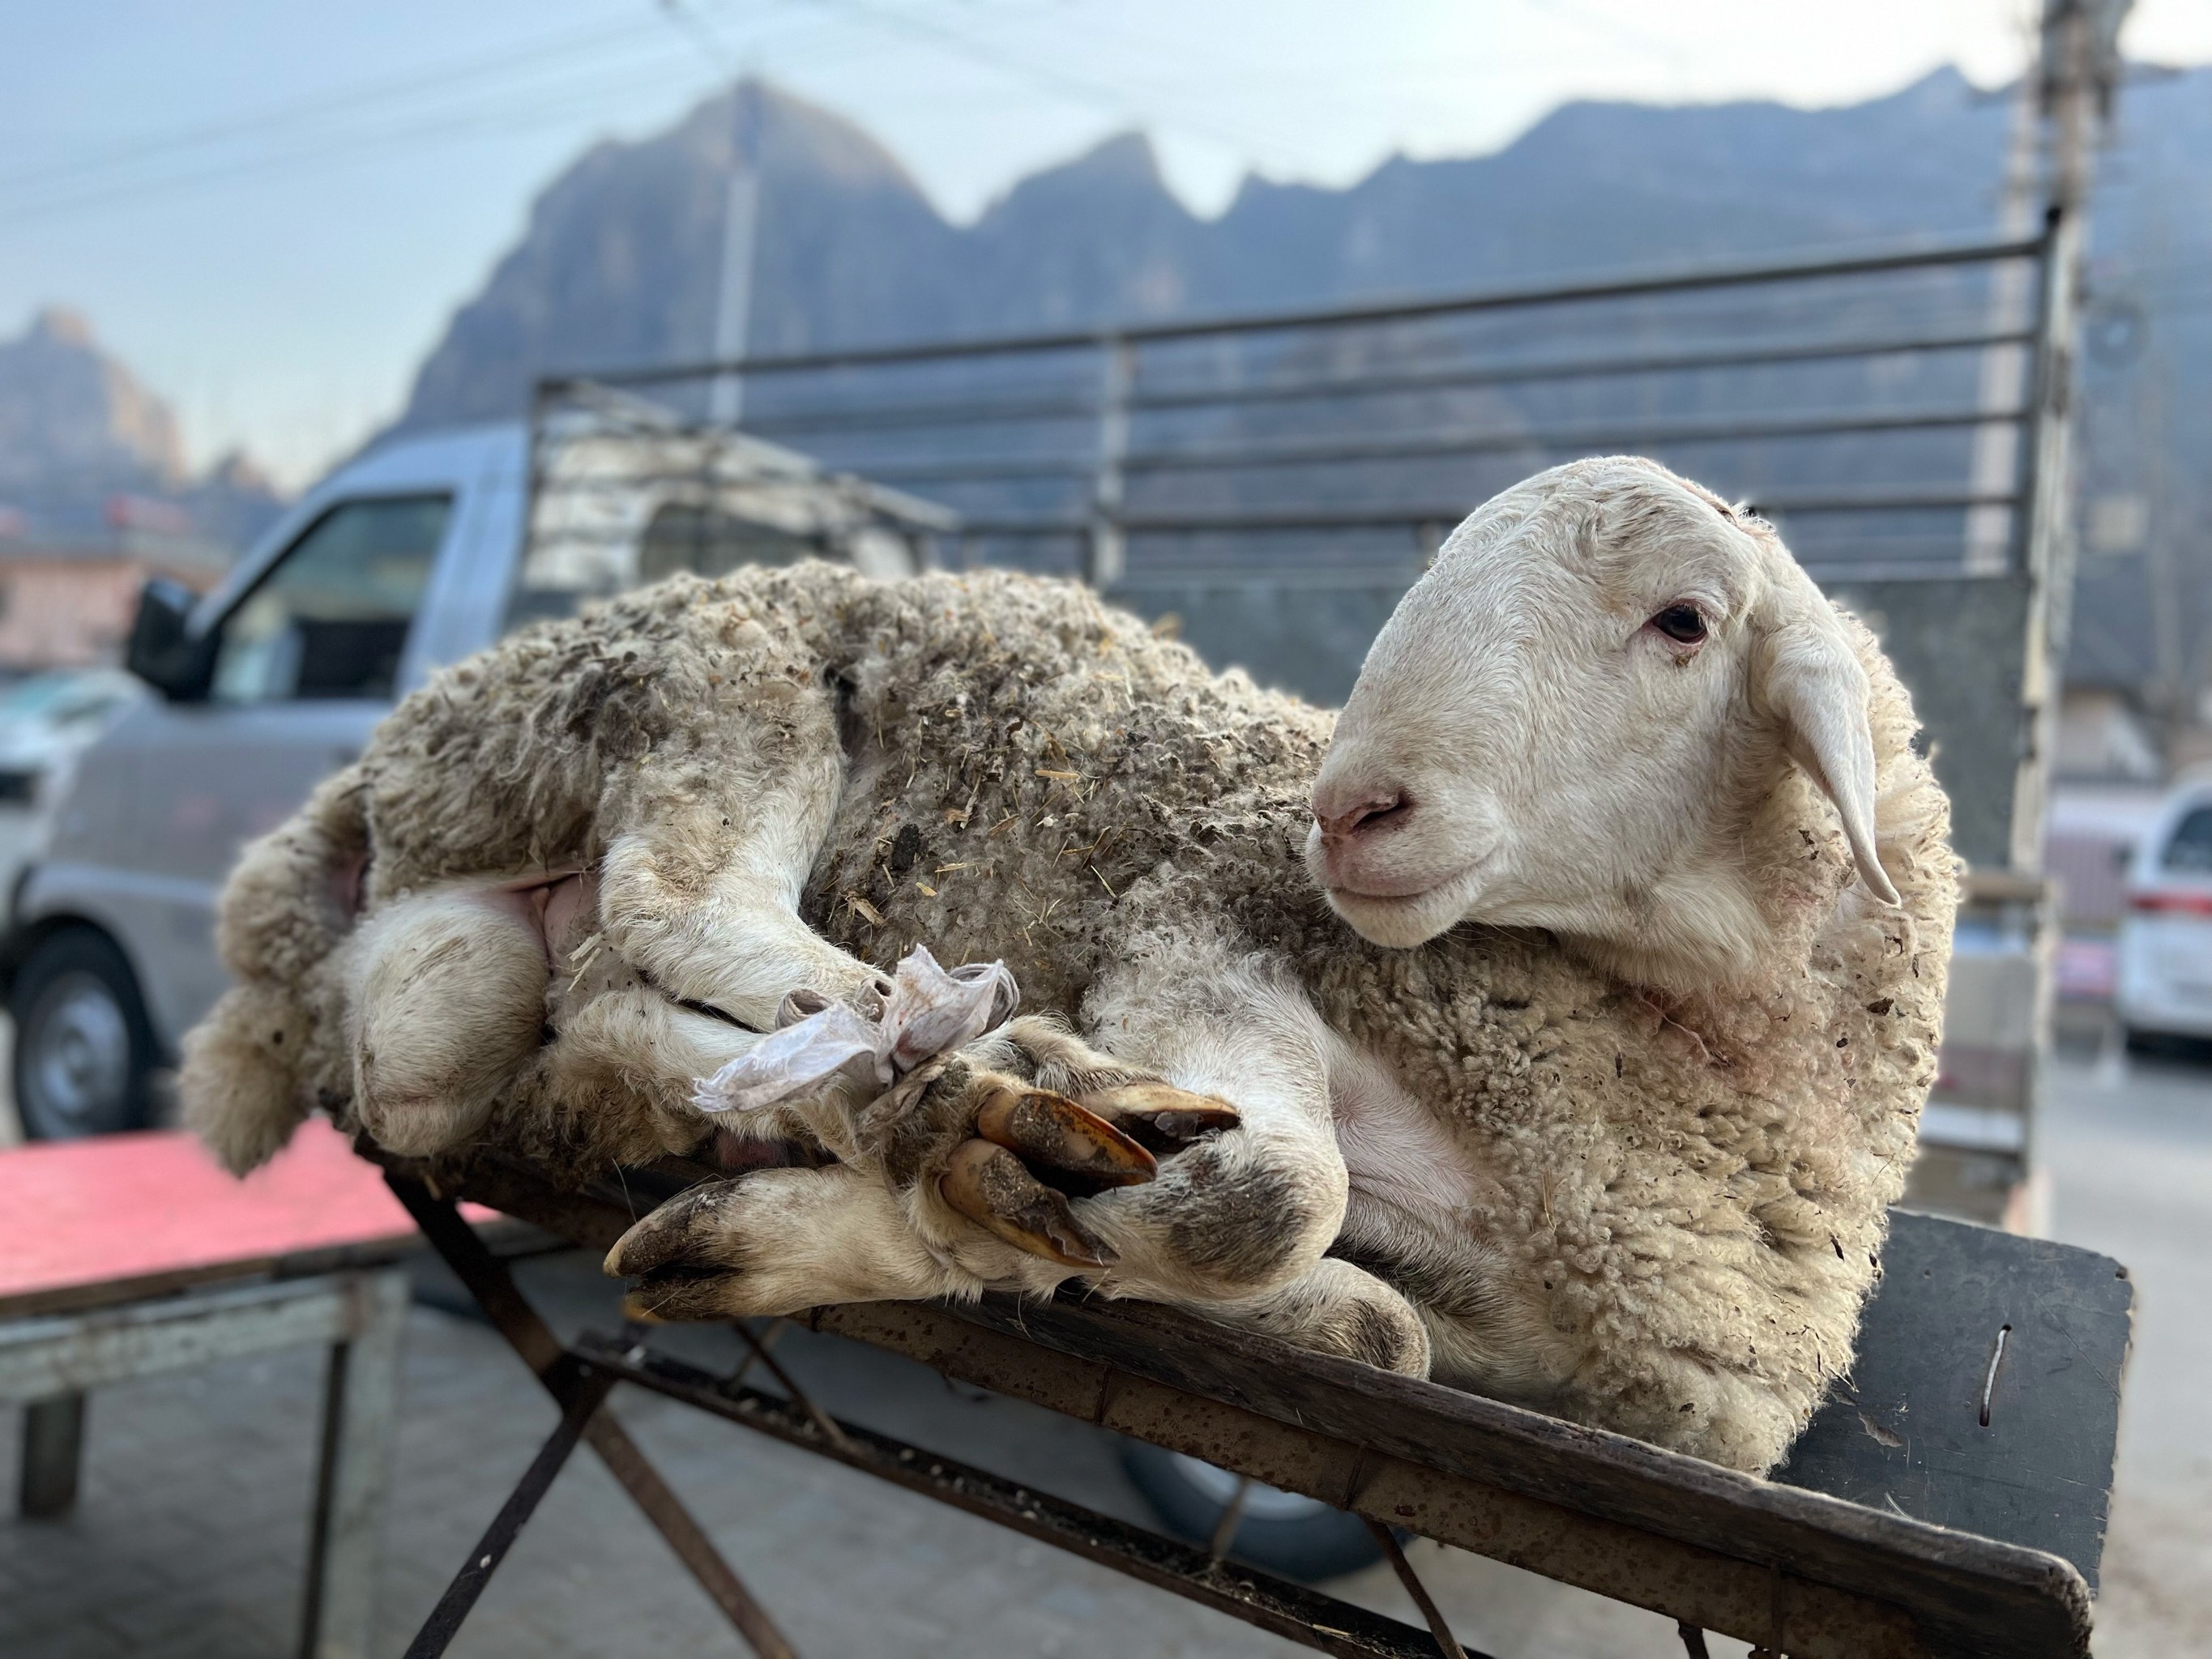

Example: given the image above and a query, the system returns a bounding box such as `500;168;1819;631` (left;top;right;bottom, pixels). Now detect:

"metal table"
382;1147;2132;1659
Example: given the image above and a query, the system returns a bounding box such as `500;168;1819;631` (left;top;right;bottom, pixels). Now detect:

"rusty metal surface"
809;1301;1928;1659
570;1332;1466;1659
912;1286;2093;1659
424;1154;2096;1659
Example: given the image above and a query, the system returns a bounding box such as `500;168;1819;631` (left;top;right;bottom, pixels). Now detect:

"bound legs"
607;945;1433;1376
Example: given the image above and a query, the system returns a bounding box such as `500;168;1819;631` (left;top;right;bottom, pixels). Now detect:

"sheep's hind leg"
506;985;852;1174
340;882;552;1158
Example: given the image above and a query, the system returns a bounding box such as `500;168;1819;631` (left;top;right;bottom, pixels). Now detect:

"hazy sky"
4;0;2207;488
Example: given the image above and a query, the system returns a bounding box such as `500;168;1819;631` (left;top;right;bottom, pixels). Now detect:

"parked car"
2115;775;2212;1049
0;669;147;811
0;417;946;1140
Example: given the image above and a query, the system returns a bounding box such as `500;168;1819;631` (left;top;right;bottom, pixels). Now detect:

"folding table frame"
376;1143;2132;1659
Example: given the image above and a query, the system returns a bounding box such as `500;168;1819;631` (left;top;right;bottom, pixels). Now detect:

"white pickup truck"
0;416;942;1138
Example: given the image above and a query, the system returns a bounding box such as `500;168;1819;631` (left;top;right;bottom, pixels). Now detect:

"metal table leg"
18;1391;84;1517
2;1269;412;1656
301;1270;409;1659
404;1354;617;1659
384;1171;796;1659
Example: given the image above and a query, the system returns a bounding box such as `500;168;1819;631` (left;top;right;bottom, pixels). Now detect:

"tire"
1121;1441;1386;1581
10;928;157;1139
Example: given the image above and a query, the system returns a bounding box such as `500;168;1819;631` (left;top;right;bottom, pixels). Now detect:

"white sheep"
184;455;1954;1473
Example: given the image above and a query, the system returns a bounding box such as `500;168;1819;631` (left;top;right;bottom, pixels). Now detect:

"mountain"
395;71;2212;700
399;72;2035;421
0;307;185;507
404;85;963;425
0;308;285;555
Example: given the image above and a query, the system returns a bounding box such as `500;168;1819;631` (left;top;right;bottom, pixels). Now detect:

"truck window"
210;495;451;704
507;499;826;629
638;503;819;582
2163;806;2212;873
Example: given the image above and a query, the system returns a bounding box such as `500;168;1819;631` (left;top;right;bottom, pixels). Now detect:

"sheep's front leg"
595;734;889;1029
605;1165;978;1320
959;997;1430;1374
1069;950;1353;1305
608;1164;1425;1383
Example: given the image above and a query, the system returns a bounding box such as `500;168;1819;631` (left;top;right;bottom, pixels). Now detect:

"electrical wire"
0;6;912;227
0;11;677;194
794;0;1307;175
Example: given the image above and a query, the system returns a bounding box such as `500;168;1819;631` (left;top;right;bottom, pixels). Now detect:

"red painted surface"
0;1120;472;1309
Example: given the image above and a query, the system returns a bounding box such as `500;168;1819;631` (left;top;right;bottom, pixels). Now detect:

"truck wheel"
1120;1441;1386;1581
11;928;156;1139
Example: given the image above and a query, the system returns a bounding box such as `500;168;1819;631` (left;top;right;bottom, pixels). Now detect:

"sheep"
182;454;1955;1475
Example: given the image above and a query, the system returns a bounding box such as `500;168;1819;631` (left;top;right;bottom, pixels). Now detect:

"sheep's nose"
1313;788;1408;841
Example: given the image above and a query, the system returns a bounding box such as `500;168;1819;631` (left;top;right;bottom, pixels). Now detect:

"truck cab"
1;417;940;1138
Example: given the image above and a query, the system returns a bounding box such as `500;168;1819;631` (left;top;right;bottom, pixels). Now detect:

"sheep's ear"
1761;608;1900;906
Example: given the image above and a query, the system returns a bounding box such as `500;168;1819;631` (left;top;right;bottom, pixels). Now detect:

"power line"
0;51;715;224
0;7;911;227
797;0;1309;176
0;12;674;194
658;0;743;78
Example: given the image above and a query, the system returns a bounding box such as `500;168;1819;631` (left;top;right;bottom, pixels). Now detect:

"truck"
0;411;949;1139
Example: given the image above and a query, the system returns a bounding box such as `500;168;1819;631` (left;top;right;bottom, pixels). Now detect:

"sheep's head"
1307;455;1898;993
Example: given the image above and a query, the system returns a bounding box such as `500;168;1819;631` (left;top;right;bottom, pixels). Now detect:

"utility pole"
2136;200;2181;736
710;83;762;429
2009;0;2132;873
1919;0;2133;1237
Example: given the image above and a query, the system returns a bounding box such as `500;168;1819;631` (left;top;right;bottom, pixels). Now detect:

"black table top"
1779;1209;2134;1594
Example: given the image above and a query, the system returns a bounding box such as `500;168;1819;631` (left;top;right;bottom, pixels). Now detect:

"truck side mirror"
125;578;216;701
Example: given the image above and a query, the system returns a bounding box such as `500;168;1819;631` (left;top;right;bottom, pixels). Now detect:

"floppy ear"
1759;601;1900;906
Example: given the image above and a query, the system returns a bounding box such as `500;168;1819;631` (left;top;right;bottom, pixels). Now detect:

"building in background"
0;494;233;676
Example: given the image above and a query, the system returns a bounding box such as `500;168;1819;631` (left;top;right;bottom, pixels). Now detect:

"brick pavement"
2;1253;1721;1658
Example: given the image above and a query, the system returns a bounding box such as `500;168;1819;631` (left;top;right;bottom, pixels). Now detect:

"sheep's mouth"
1324;851;1489;905
1322;859;1490;948
1328;872;1454;901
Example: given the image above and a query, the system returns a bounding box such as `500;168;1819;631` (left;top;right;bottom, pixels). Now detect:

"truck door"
109;492;453;1038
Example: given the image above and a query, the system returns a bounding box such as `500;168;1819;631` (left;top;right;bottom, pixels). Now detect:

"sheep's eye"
1651;604;1706;645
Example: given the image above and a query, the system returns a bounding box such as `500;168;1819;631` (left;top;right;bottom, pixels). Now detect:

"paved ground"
2;1043;2206;1657
2039;1037;2212;1659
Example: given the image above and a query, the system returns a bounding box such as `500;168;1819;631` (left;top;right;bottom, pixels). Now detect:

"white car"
0;669;147;812
2115;778;2212;1047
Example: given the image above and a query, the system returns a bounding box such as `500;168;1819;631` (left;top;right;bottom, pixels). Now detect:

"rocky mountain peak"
0;309;283;549
28;306;96;348
0;307;186;498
